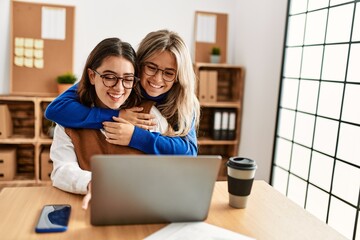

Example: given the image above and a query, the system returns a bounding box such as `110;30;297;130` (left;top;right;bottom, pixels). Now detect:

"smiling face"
88;56;134;109
140;50;177;97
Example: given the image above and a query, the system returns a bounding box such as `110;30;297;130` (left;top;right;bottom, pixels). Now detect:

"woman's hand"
119;107;156;130
82;182;92;210
102;117;135;146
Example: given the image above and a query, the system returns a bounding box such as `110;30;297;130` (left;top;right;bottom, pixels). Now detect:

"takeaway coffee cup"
227;157;257;208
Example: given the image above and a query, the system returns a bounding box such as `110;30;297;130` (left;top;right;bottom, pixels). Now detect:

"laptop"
90;155;221;226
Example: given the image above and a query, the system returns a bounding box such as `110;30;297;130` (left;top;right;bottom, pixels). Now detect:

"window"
271;1;360;239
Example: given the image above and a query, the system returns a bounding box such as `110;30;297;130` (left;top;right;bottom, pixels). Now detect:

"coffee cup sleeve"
227;176;254;196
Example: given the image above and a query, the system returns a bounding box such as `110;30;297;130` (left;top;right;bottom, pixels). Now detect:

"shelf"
195;62;244;69
0;138;52;145
194;63;244;180
38;139;53;145
198;138;238;145
0;95;54;184
0;138;35;144
200;101;241;108
0;179;37;185
11;173;36;181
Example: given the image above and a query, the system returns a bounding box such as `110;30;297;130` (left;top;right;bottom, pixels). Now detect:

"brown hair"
77;38;141;109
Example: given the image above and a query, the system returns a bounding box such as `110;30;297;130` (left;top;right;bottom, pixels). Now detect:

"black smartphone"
35;204;71;233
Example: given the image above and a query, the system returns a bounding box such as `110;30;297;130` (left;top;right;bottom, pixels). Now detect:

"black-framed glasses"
91;69;138;89
143;62;177;82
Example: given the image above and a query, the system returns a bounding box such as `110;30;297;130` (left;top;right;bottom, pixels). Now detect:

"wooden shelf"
0;95;54;184
194;63;245;180
0;138;35;144
200;101;241;108
38;139;53;145
195;62;244;69
198;137;238;145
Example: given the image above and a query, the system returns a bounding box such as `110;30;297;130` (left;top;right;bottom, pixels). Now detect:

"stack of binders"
212;109;236;140
197;69;237;141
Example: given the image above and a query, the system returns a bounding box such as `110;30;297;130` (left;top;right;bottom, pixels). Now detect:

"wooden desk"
0;181;346;240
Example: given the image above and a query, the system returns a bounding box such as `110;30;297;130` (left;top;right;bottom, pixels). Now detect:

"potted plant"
56;72;77;94
210;47;221;63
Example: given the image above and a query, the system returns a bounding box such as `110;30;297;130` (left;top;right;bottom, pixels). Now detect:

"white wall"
235;1;288;181
235;0;287;181
0;0;287;182
0;0;11;93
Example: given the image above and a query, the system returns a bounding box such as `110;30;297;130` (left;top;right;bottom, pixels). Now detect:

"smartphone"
35;204;71;233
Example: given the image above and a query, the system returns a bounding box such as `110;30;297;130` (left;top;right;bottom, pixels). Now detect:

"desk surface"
0;181;346;240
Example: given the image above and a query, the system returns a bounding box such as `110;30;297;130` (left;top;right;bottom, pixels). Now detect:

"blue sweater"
45;83;198;155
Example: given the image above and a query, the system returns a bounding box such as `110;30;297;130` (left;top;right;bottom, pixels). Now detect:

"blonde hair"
136;29;200;137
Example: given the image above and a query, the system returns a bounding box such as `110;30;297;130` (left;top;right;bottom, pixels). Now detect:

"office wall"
0;0;237;92
235;1;287;181
0;0;287;181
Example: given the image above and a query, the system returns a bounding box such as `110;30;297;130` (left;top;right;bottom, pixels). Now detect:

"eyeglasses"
143;62;176;82
92;69;138;89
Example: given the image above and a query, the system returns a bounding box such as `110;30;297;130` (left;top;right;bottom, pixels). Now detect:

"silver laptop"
90;155;221;226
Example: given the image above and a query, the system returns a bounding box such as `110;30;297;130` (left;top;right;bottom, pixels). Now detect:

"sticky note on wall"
24;58;33;68
34;39;44;49
15;37;24;47
14;57;24;66
24;49;34;58
34;59;44;69
24;38;34;48
15;47;24;56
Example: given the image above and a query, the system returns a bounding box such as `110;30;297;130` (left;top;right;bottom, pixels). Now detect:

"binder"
220;111;229;140
227;111;236;140
198;70;218;102
212;110;222;140
199;70;208;102
208;71;218;102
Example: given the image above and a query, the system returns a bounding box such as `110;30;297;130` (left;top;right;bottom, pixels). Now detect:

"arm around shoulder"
129;123;198;155
45;83;119;129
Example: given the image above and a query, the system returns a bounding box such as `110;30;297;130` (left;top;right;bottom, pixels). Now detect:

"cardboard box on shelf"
0;105;13;139
40;150;53;181
0;148;17;180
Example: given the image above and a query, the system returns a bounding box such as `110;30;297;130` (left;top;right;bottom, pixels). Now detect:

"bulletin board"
10;0;75;96
194;11;228;63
